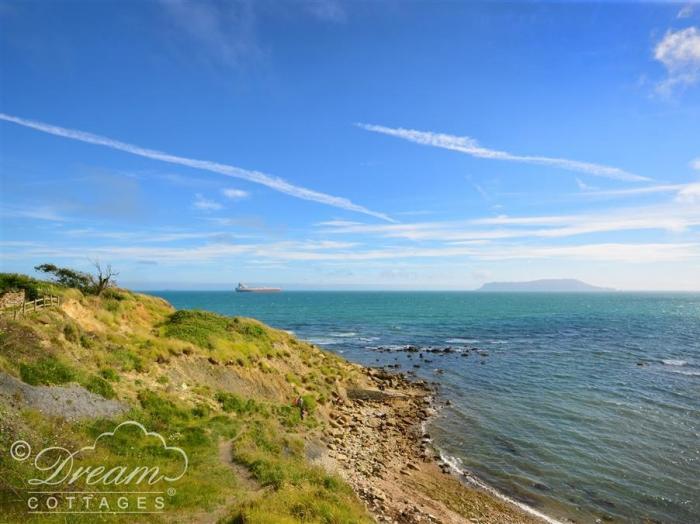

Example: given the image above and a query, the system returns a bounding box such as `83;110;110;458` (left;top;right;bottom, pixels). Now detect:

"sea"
149;291;700;524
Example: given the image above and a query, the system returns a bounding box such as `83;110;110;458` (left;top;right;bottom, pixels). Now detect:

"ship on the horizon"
235;283;282;293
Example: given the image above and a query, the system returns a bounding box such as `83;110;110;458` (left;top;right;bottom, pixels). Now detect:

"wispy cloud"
691;158;700;170
3;238;697;265
654;26;700;95
193;193;223;211
1;205;67;222
318;195;700;242
0;113;393;222
357;123;648;182
159;0;259;67
222;188;249;200
678;4;695;19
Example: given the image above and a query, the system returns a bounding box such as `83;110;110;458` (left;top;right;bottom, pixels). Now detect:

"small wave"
306;337;341;346
446;338;479;344
358;336;380;342
489;340;509;345
667;369;700;377
436;450;565;524
662;359;688;366
329;332;358;338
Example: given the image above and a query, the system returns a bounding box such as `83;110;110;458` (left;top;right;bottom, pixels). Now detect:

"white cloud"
0;113;393;222
654;26;700;95
4;238;697;265
577;183;687;198
193;193;222;211
222;188;249;200
677;4;695;19
575;177;597;191
676;182;700;203
358;123;648;182
691;158;700;170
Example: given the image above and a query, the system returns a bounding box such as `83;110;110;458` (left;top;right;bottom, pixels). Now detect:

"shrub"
84;375;116;399
80;334;95;349
0;273;44;300
100;368;120;381
215;392;261;414
138;390;189;426
19;357;75;386
63;323;80;343
164;310;232;347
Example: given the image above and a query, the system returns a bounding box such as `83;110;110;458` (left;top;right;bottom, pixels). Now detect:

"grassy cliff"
0;282;374;523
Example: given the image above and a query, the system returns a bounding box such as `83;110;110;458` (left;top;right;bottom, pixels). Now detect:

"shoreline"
319;366;552;524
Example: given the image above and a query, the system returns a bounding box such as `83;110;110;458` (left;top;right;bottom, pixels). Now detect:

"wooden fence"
0;295;62;319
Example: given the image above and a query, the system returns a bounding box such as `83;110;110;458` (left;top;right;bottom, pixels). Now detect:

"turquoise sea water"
150;291;700;524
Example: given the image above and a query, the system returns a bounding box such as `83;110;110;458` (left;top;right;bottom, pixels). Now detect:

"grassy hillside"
0;282;374;523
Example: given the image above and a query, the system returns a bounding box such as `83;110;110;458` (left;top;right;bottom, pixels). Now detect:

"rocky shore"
321;367;545;524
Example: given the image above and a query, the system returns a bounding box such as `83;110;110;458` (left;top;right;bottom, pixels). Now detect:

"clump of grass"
164;310;232;347
156;374;169;384
215;392;262;415
62;322;80;343
100;367;120;381
80;333;95;349
138;390;190;427
103;299;121;313
19;357;75;386
83;374;116;399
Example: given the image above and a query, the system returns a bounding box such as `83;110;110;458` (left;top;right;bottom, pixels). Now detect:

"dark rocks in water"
461;353;469;357
532;482;550;492
434;369;444;375
478;351;489;356
413;364;420;368
419;352;424;359
636;361;647;367
405;345;419;352
424;359;433;363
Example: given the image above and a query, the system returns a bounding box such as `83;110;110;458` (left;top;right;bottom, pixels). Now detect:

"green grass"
0;277;373;524
19;356;75;386
83;374;116;399
163;309;233;347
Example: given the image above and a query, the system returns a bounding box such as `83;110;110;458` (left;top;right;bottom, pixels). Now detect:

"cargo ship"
235;283;282;293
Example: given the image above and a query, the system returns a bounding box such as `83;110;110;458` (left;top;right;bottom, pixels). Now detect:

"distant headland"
478;278;615;292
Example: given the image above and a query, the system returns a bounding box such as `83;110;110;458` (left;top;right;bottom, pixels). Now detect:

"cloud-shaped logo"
25;420;188;486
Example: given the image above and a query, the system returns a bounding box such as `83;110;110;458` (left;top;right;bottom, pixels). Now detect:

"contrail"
358;123;650;182
0;113;394;222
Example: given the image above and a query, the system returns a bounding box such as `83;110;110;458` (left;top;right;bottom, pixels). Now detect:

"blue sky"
1;0;699;290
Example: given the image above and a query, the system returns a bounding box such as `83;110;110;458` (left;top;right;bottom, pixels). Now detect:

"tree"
91;260;118;296
34;261;118;296
34;264;92;291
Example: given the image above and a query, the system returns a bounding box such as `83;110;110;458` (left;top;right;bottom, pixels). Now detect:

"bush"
63;323;80;343
0;273;43;300
215;392;261;414
100;368;120;381
164;310;232;347
138;390;190;426
19;357;75;386
84;375;116;399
